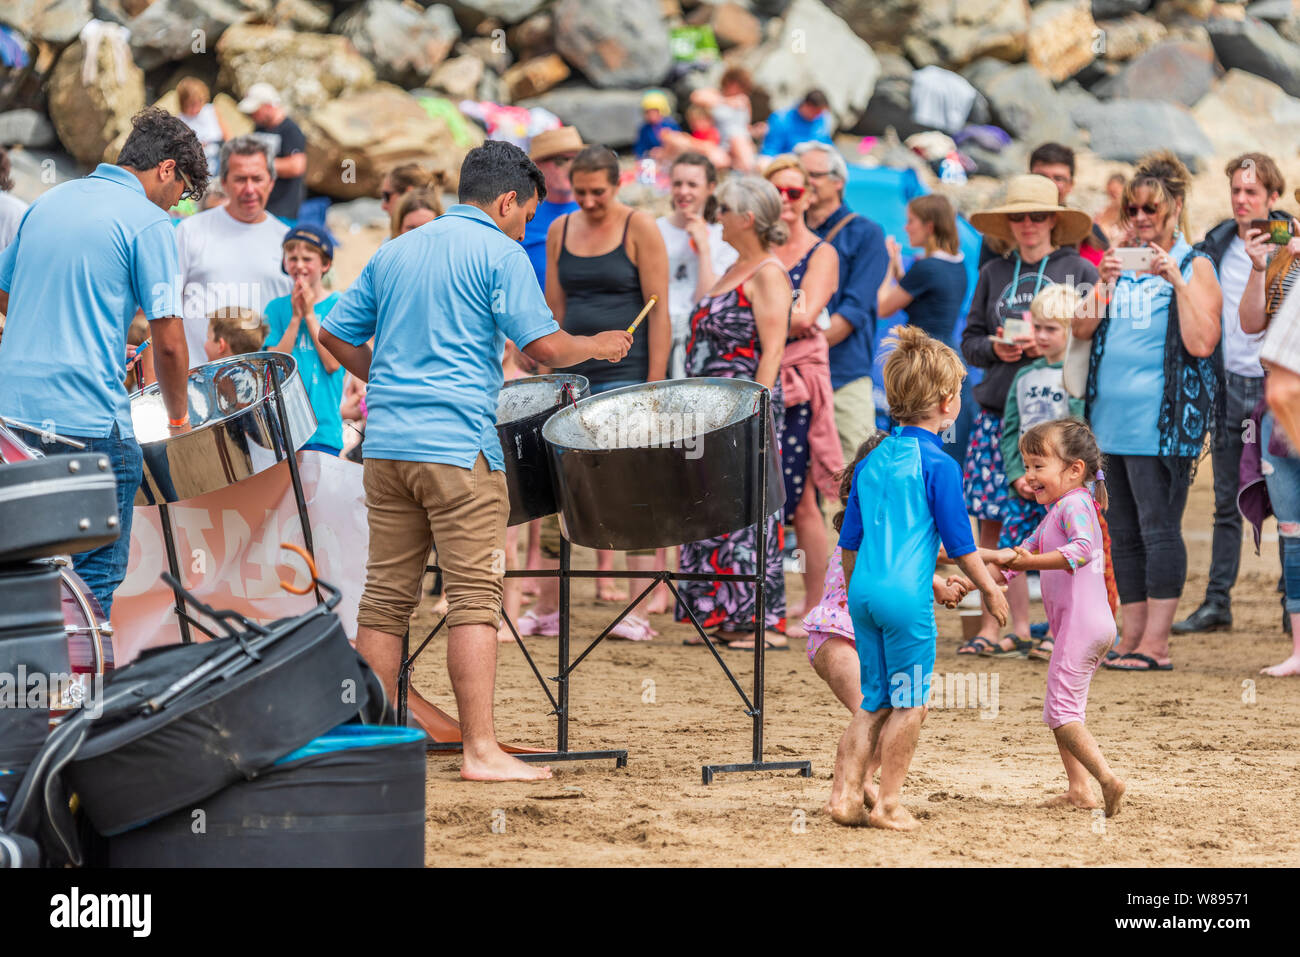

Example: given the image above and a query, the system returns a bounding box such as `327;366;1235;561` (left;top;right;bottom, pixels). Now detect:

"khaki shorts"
833;375;878;467
356;453;507;635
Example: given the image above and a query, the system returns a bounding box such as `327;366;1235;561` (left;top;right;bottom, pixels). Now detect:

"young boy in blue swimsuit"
829;326;1010;830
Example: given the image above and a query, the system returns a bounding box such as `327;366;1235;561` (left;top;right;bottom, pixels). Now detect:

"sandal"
609;614;654;641
516;608;559;637
1028;636;1054;661
984;634;1031;658
1102;652;1172;672
957;636;996;656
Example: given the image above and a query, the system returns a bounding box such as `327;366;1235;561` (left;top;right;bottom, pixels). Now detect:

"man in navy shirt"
797;141;890;464
321;141;631;783
0;108;202;614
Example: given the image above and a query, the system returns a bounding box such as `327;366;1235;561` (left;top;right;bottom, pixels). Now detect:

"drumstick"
626;295;657;335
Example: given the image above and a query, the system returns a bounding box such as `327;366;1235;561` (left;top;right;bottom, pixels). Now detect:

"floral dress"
675;274;787;633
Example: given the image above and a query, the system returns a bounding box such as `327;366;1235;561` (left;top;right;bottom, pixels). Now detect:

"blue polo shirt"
813;203;889;390
761;106;833;157
323;204;559;468
0;163;181;439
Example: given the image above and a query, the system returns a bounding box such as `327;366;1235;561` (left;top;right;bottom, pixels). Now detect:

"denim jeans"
14;424;142;618
1261;412;1300;614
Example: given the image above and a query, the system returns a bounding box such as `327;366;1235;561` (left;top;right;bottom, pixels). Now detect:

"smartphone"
989;316;1032;345
1114;246;1155;271
1250;218;1292;244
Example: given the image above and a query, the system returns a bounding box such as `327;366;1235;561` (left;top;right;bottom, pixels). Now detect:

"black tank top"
556;212;647;386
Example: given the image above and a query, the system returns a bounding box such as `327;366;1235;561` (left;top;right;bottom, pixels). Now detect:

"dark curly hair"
116;107;210;202
0;146;12;193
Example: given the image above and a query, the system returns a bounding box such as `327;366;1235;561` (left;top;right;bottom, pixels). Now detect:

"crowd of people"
2;80;1300;804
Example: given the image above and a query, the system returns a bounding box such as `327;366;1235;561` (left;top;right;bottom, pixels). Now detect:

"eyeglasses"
717;204;732;215
1125;203;1160;217
806;170;831;179
381;190;396;202
1007;212;1051;223
776;185;806;201
177;167;196;202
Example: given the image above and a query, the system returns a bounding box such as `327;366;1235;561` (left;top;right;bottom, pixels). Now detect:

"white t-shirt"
1219;236;1267;378
180;104;224;173
656;217;738;340
0;191;29;253
176;206;292;366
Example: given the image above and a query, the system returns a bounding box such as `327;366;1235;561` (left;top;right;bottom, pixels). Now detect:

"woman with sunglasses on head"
959;174;1099;658
1076;151;1222;673
378;163;437;235
763;156;842;630
676;177;794;650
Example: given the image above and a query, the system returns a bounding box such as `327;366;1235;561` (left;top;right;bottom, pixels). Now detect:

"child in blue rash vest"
828;326;1010;831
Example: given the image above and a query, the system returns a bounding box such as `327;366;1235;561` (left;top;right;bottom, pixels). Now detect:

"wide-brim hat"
529;126;585;163
970;174;1094;247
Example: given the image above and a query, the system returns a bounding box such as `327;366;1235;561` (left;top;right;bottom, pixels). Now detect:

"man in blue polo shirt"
0;108;202;615
760;89;834;160
797;141;890;464
320;140;631;783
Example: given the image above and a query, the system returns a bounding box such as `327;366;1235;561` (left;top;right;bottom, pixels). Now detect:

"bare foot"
1102;775;1126;818
863;781;879;810
1039;789;1099;810
596;580;628;603
868;801;919;831
786;621;808;640
432;595;449;618
645;584;671;615
828;795;870;827
461;747;553;782
720;629;788;650
496;621;516;644
1261;654;1300;677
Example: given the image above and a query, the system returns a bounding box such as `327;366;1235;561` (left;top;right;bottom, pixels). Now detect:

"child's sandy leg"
1007;573;1030;640
1040;736;1100;809
868;707;925;831
1054;721;1125;817
813;640;867;812
828;707;886;826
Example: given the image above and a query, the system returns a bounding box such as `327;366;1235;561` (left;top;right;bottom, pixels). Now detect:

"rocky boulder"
0;108;56;148
747;0;879;126
1092;39;1218;104
688;2;762;50
1206;13;1300;98
853;52;928;138
824;0;925;50
1097;12;1167;60
553;0;671;89
431;54;485;101
127;0;253;72
299;83;482;200
47;34;145;166
906;0;1030;70
1;0;93;44
269;0;332;32
216;24;375;114
502;53;570;100
1091;0;1151;15
459;36;514;74
515;87;645;146
1027;0;1098;83
1070;98;1213;169
506;10;555;62
333;1;460;89
967;60;1080;145
448;0;548;30
1192;67;1300;154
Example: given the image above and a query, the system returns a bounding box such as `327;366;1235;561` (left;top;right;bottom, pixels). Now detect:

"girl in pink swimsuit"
995;418;1126;817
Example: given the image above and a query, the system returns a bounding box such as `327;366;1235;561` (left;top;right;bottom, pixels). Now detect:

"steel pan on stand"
496;374;588;527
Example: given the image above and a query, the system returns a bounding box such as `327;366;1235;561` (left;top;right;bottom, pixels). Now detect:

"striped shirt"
1263;260;1300;375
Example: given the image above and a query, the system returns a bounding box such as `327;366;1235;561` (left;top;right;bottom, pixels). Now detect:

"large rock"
127;0;253;72
1;0;92;44
506;10;555;62
333;1;460;89
268;0;331;31
0;108;56;148
553;0;671;89
1027;0;1097;83
747;0;880;127
688;1;762;50
154;87;252;139
910;0;1030;70
1092;40;1217;104
502;53;570;100
216;24;375;114
1097;12;1167;60
1192;67;1300;155
448;0;547;29
299;83;482;200
1206;14;1300;98
431;54;484;101
459;37;513;74
853;52;928;137
968;60;1080;144
47;35;145;167
1070;98;1214;169
825;0;924;49
1091;0;1151;15
516;87;645;146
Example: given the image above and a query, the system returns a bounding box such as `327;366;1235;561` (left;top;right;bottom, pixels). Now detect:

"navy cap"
281;224;334;263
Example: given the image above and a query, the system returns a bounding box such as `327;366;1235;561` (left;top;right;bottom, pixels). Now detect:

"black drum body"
542;378;785;550
496;374;588;527
0;453;119;564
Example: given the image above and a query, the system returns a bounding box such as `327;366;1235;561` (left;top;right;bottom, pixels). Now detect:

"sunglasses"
382;189;396;202
1125;203;1160;217
776;185;806;201
1006;212;1051;223
177;166;196;202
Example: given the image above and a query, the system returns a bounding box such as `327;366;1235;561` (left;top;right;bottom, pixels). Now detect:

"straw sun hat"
970;174;1094;247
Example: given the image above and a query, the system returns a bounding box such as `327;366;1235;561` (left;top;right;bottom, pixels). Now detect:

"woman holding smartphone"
1075;151;1222;673
959;175;1098;657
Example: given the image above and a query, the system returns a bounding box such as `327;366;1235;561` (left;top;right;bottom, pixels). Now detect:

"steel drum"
542;378;785;550
496;374;589;526
129;352;316;505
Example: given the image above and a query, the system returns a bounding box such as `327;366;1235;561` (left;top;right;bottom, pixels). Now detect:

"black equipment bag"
0;454;120;563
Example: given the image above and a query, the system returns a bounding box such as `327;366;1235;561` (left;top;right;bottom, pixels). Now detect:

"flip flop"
724;638;790;651
1104;649;1120;662
957;636;996;656
1028;637;1054;662
1102;652;1173;671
